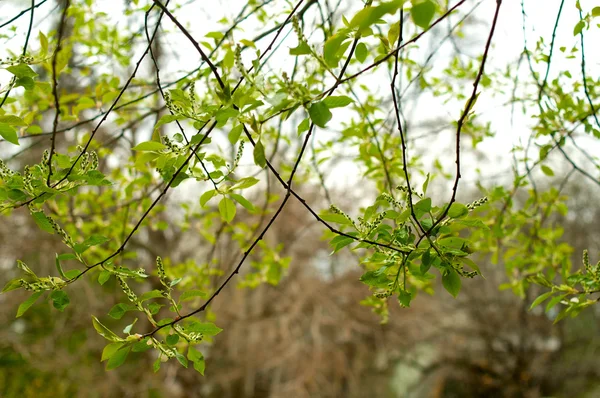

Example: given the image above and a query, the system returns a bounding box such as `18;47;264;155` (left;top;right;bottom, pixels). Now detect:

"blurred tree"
0;0;599;396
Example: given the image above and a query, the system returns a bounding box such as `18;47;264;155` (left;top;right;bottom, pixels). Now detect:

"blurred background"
1;0;600;397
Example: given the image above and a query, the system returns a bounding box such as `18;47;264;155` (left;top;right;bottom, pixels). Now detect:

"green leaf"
349;1;404;31
106;346;131;370
330;235;354;253
39;31;48;53
0;122;19;145
297;118;310;136
15;77;34;90
414;197;432;213
592;7;600;17
360;270;390;287
398;290;412;307
2;278;23;293
187;346;205;375
92;315;122;342
6;63;38;79
228;124;243;145
541;165;554;176
530;291;554;310
0;115;27;126
420;249;433;274
218;197;236;223
175;353;189;368
153;357;161;373
320;213;351;224
229;193;255;211
32;211;55;234
573;20;585;36
289;41;311;55
139;289;164;302
185;321;223;336
411;0;436;29
253;140;267;168
545;294;566;312
355;42;368;62
179;289;207;302
231;177;259;190
323;34;347;67
98;270;111;285
101;342;125;362
154;114;183;130
132;141;166;151
50;290;70;312
16;291;44;317
447;203;468;218
108;303;136;319
74;234;110;254
459;257;482;276
442;269;461;298
166;334;180;346
323;96;354;109
308;101;332;128
200;190;216;207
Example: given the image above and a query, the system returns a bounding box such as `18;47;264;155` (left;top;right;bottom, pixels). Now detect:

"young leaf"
16;291;44;317
448;203;468;218
411;0;436;29
101;342;125;362
218;197;236;223
230;177;259;190
132;141;166;151
297;118;310;136
323;96;353;109
355;42;368;62
228;124;243;145
530;291;554;310
188;346;205;375
308;101;332;128
229;193;255;211
6;63;38;79
179;289;207;302
98;270;111;285
92;315;122;342
106;346;131;370
442;268;461;298
50;290;70;312
0;123;19;145
185;321;223;336
108;303;136;319
253;140;267;168
323;34;347;67
200;189;216;207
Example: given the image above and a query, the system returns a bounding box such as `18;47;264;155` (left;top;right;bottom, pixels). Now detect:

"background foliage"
1;0;599;396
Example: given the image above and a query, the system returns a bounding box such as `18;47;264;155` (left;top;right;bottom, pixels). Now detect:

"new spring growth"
41;150;50;174
23;166;34;194
174;324;204;343
117;276;143;310
163;136;182;154
583;250;600;285
380;192;404;208
156;256;169;288
164;91;183;115
0;54;34;66
467;196;488;210
0;158;15;180
329;204;356;226
189;80;196;114
47;216;75;248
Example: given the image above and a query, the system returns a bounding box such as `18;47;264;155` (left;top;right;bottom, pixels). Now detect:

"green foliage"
0;0;598;380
